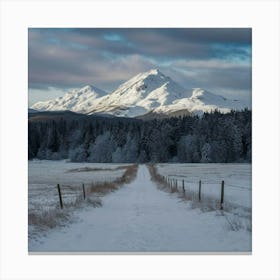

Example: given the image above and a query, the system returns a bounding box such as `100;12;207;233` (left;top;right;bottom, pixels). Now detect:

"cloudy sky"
28;28;251;106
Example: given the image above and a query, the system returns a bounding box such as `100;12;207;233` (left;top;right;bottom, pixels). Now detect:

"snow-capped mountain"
31;85;107;114
31;69;248;118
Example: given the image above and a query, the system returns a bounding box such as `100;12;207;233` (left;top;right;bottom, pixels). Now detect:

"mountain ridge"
31;69;248;118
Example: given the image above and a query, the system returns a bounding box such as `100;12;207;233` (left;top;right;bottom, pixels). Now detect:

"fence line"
164;176;250;192
165;176;251;190
56;183;89;209
159;175;248;210
54;164;138;209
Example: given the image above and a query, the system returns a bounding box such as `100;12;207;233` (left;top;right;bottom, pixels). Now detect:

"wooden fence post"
182;180;185;193
220;180;225;210
198;180;202;202
57;183;63;209
82;183;86;200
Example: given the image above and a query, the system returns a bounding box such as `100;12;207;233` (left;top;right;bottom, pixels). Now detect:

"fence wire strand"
166;175;250;191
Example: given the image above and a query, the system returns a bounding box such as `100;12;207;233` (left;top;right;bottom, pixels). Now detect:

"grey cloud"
29;28;251;60
167;62;251;93
158;28;251;44
28;35;155;89
69;28;252;45
142;57;252;102
28;28;251;99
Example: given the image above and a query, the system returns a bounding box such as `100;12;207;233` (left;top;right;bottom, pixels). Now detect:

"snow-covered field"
29;160;129;210
156;163;251;209
29;165;251;252
28;160;130;239
29;160;130;185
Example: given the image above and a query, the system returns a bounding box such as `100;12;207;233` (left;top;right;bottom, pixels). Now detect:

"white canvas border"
0;0;279;279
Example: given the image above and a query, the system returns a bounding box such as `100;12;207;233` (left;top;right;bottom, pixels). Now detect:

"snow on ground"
156;163;251;209
29;160;129;210
29;165;251;253
29;160;130;186
29;160;130;239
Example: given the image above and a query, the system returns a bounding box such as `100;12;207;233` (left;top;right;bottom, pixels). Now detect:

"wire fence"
156;174;251;211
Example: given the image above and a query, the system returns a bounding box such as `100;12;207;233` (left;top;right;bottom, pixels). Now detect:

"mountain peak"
146;68;161;75
31;69;248;117
75;84;107;96
79;85;94;92
32;84;107;113
141;68;168;79
110;68;179;100
127;68;166;83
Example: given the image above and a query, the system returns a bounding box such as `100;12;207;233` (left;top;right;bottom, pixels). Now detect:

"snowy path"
29;165;251;252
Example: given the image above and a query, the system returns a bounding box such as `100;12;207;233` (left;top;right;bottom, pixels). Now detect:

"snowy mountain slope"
151;88;246;116
31;69;248;118
31;85;107;114
86;69;190;117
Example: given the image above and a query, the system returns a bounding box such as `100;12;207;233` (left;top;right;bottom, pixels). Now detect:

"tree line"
28;109;251;163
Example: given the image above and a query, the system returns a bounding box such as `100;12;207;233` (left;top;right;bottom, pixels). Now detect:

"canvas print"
28;28;252;253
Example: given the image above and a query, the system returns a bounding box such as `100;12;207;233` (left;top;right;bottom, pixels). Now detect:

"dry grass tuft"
28;207;70;230
67;167;110;173
67;165;134;173
87;181;118;194
87;164;138;195
148;164;251;232
148;164;169;189
29;164;138;236
115;164;138;184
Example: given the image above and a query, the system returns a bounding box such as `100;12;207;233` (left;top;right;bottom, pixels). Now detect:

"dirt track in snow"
29;165;251;253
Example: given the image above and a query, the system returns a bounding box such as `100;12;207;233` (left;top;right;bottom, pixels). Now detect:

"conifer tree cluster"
28;110;251;163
